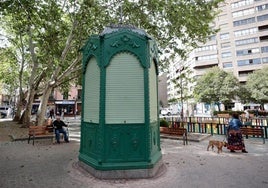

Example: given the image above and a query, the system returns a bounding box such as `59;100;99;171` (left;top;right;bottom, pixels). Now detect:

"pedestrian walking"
227;113;248;153
49;109;55;119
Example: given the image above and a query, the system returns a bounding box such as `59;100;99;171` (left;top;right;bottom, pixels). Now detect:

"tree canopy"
0;0;223;70
245;66;268;105
0;0;223;125
193;67;240;110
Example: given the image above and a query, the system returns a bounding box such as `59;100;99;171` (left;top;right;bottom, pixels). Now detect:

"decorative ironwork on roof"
100;24;149;38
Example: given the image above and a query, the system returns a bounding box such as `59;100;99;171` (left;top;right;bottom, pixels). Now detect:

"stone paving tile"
1;137;267;188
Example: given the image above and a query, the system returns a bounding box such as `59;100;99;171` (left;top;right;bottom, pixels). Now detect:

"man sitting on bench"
53;116;69;144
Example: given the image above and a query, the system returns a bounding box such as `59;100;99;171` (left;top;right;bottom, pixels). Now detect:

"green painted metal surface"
79;26;161;171
106;52;144;124
84;57;100;123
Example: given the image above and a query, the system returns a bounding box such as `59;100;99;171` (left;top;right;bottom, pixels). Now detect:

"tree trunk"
14;90;26;122
217;103;221;112
210;103;215;117
36;86;53;126
20;26;40;127
21;89;36;128
14;32;26;122
13;99;25;122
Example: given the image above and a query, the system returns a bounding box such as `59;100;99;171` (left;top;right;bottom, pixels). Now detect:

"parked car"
0;106;8;118
1;111;7;118
160;108;172;116
0;106;9;114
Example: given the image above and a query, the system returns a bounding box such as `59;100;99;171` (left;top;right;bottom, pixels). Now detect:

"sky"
0;28;9;48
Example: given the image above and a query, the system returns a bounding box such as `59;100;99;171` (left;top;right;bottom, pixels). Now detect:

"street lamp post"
180;66;184;123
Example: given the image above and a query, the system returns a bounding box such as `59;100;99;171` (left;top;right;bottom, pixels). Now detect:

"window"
231;0;254;9
262;57;268;63
208;35;216;41
236;50;245;56
232;8;255;18
222;52;232;58
63;91;69;100
234;27;257;37
239;70;254;77
256;4;268;12
223;62;233;68
260;35;268;42
252;48;260;53
235;37;258;46
195;44;217;52
236;48;260;56
257;14;268;22
258;24;268;31
220;33;230;40
197;54;217;61
77;89;82;100
237;58;261;66
221;42;231;48
261;46;268;53
233;17;255;27
219;23;228;29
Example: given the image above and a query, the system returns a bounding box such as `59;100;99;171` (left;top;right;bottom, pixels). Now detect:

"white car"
160;108;172;116
0;106;8;118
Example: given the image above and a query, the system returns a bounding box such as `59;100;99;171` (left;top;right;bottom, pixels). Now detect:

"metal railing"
163;116;268;139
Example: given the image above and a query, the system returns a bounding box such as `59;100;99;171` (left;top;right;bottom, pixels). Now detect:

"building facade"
167;0;268;115
158;73;168;108
53;85;82;116
31;85;82;117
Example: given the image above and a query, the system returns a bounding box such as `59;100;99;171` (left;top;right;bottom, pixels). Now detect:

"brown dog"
207;140;227;153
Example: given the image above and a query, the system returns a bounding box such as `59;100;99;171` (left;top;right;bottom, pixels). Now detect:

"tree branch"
57;55;82;82
61;19;77;62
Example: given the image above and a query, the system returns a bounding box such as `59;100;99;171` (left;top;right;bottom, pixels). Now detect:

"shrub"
213;110;244;116
160;119;170;127
213;110;268;117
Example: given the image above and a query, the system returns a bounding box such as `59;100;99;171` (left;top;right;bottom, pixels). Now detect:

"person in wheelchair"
53;116;69;144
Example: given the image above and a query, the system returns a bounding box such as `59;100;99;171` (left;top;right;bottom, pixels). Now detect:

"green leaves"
98;0;223;68
193;66;268;107
0;47;21;95
0;0;223;95
193;67;240;105
246;67;268;104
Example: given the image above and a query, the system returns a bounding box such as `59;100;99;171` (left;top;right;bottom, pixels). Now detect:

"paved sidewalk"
1;137;268;188
0;119;268;188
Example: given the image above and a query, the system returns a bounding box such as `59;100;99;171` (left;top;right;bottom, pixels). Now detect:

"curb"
160;133;211;142
10;134;212;143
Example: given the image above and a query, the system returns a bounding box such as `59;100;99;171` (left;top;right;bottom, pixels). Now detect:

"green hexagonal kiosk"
78;25;163;179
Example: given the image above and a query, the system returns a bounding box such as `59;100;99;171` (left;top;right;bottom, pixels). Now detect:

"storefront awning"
55;100;75;104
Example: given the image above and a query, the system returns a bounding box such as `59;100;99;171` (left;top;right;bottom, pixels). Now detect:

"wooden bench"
240;127;265;144
217;114;230;118
160;127;188;145
28;119;54;145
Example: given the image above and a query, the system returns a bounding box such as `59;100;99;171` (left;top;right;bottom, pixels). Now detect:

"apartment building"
158;73;168;108
194;0;268;80
167;0;268;114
